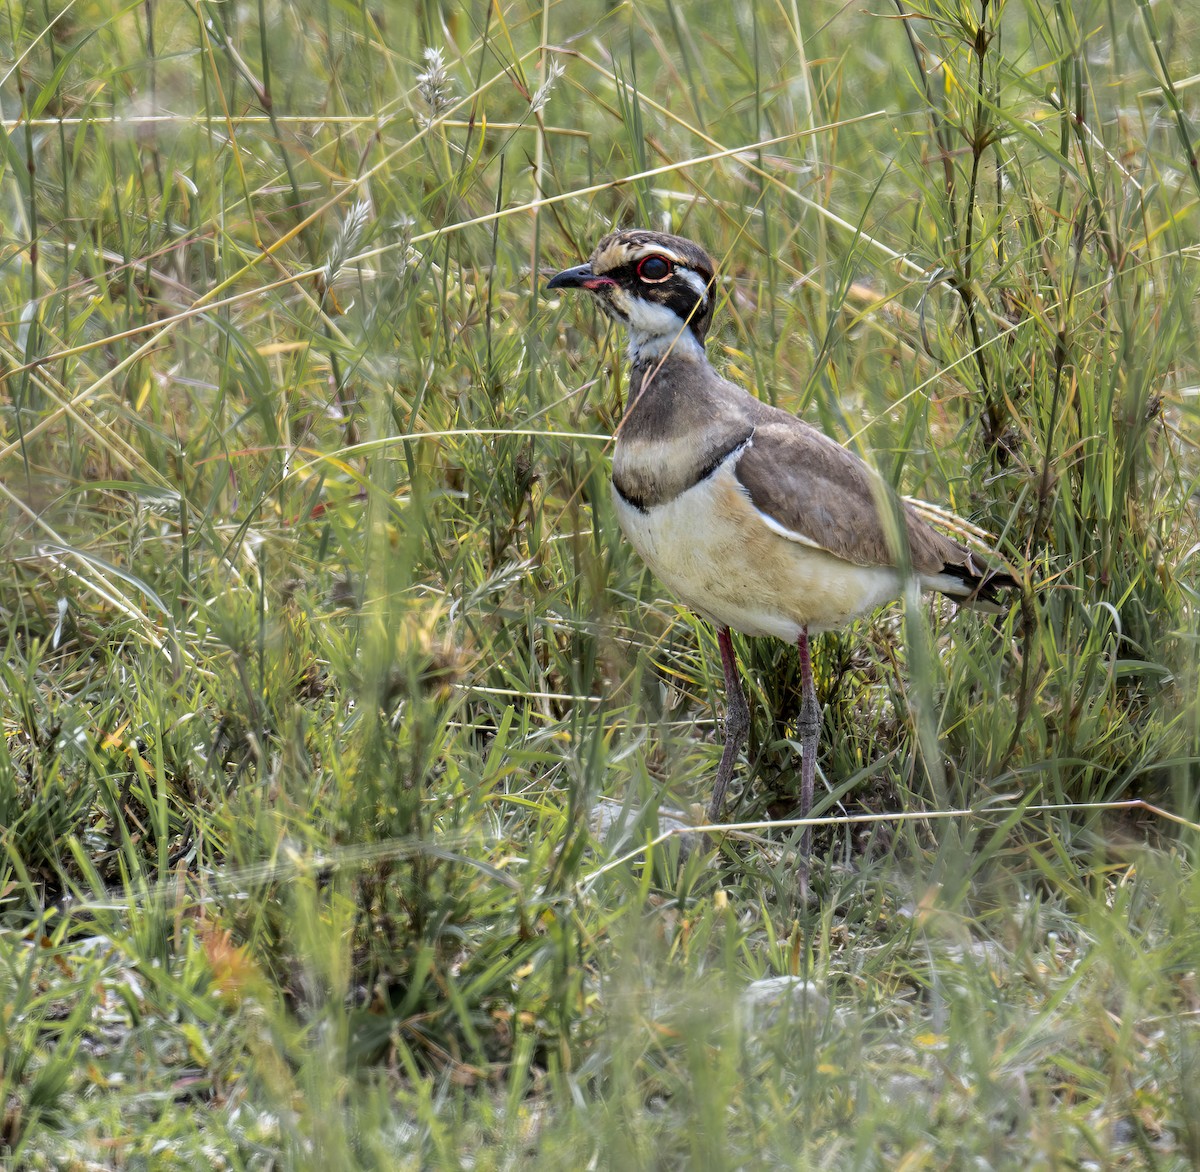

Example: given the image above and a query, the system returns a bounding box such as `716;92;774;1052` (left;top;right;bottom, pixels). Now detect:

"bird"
546;229;1018;891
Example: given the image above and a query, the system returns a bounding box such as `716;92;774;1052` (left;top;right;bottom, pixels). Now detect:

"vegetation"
1;0;1199;1164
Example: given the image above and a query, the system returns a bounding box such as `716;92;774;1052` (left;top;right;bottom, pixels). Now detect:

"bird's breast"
611;451;902;639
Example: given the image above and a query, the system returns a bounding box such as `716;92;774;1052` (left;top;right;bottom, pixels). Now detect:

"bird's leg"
708;626;749;824
796;627;822;897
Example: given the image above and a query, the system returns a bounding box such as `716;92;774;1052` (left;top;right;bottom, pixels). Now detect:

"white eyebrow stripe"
602;244;698;275
678;267;709;302
624;244;691;265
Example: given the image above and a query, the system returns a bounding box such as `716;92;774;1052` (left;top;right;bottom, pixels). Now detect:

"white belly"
612;460;902;640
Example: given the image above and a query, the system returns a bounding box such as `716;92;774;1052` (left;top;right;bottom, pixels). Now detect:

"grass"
1;0;1199;1165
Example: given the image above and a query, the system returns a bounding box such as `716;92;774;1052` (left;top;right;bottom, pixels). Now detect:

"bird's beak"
546;262;614;292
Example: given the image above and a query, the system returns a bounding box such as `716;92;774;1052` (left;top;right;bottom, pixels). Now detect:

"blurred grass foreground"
2;0;1200;1165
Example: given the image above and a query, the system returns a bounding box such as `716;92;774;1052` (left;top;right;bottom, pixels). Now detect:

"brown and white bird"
547;229;1017;885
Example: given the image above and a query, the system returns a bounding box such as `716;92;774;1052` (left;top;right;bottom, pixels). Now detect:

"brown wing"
732;415;968;576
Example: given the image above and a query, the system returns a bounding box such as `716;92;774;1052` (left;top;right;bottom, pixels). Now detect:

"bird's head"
546;230;716;362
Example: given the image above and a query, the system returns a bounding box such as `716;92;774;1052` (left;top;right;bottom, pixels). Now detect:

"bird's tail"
922;554;1022;614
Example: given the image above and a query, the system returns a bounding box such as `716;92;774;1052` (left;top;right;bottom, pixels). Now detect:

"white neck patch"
628;325;706;363
609;287;707;364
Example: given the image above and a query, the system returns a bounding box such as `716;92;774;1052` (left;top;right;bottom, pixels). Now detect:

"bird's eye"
637;255;672;282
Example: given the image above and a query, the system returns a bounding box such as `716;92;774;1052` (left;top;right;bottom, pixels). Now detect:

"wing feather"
732;418;968;576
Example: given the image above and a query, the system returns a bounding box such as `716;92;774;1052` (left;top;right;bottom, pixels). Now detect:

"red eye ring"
637;255;673;282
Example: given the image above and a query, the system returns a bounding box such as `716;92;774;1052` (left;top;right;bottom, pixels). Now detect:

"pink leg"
708;626;749;823
796;627;821;898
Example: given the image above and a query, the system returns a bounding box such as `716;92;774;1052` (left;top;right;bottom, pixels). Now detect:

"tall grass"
0;0;1198;1164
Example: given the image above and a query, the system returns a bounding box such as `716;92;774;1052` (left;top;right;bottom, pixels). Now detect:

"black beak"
545;262;595;291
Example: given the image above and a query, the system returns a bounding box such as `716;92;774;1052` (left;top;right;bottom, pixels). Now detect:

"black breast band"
612;427;754;515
